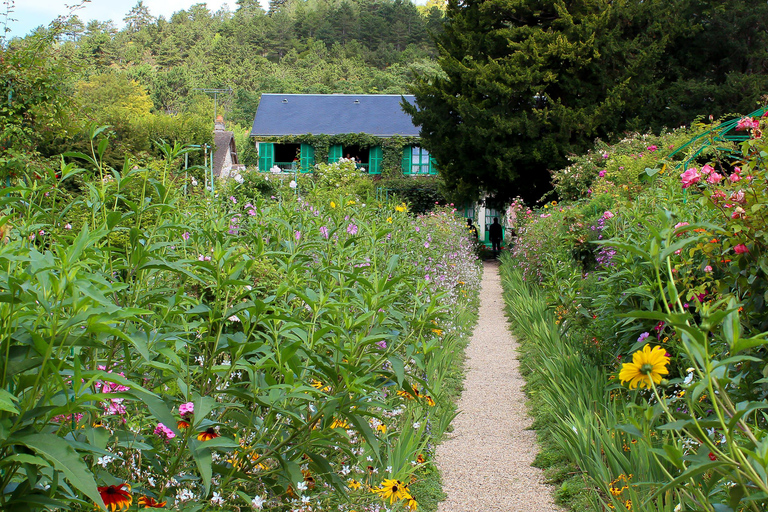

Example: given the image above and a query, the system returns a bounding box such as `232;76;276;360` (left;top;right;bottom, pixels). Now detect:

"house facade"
249;94;437;176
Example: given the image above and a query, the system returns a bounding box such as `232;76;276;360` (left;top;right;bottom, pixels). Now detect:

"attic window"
282;98;288;103
354;99;360;104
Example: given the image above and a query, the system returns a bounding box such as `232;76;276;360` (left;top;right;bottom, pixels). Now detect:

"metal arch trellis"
666;104;768;171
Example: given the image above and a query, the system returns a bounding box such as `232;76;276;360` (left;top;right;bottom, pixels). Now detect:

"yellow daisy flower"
372;479;410;505
619;345;669;389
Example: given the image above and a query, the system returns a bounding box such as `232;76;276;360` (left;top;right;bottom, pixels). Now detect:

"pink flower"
603;211;614;219
179;402;194;417
673;222;689;235
704;265;713;273
294;230;301;241
319;226;329;239
729;173;741;183
706;172;723;184
347;224;358;235
230;196;237;204
647;145;658;152
154;423;176;440
711;190;726;201
736;117;760;131
731;207;746;219
598;170;607;177
700;164;714;175
730;190;745;203
733;243;749;254
64;223;72;230
680;167;701;188
182;231;190;241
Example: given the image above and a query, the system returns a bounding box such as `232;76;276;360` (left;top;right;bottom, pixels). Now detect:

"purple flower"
295;230;302;241
230;196;237;204
347;224;358;235
598;170;607;177
320;226;329;239
376;341;387;349
637;332;650;343
182;231;190;241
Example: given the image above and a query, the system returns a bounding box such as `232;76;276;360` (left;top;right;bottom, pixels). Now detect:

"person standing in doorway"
489;217;503;257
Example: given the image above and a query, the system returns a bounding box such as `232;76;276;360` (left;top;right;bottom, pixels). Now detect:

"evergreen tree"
407;0;768;204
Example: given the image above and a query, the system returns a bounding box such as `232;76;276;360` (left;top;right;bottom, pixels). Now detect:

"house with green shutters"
249;94;437;177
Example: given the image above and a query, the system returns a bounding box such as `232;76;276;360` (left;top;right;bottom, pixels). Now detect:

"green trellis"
667;105;768;170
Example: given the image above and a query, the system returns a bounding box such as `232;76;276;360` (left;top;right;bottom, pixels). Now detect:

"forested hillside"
2;0;444;171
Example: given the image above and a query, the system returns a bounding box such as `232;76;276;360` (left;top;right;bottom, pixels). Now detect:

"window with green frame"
402;146;437;175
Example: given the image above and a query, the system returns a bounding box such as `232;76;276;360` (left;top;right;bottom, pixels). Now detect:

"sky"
5;0;428;40
5;0;259;39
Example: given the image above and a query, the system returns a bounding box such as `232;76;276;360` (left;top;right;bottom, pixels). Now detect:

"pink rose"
680;167;701;188
733;243;749;254
729;173;741;183
706;172;723;184
701;164;714;175
647;145;658;152
603;211;614;219
704;265;713;273
599;170;607;177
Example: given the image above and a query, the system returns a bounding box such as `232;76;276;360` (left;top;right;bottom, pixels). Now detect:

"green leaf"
189;440;213;497
0;388;20;414
388;356;405;385
14;433;104;509
732;335;768;354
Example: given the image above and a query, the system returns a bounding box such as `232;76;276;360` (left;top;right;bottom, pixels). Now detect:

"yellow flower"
330;201;336;209
348;479;362;490
395;203;407;212
347;200;356;205
431;328;443;336
376;424;387;434
406;497;418;511
387;217;393;223
330;418;349;429
372;479;410;505
619;345;669;389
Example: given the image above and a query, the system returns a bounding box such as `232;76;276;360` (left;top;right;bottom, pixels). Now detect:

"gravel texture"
436;260;562;512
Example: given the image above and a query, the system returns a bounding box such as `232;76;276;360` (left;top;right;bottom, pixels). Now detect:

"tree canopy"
406;0;768;204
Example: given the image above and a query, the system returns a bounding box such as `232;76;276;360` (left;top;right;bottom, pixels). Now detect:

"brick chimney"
214;114;225;131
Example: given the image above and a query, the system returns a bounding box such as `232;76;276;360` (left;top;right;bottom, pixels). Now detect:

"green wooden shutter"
401;145;412;174
428;155;438;175
258;142;274;171
368;145;382;174
329;144;342;163
300;143;315;172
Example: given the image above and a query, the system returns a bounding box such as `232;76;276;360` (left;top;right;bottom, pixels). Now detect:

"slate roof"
250;94;419;137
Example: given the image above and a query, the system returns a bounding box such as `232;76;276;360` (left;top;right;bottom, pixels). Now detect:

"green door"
329;144;343;163
259;142;274;171
368;146;382;174
300;143;315;172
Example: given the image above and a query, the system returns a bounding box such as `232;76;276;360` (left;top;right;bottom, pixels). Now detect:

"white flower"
412;422;420;429
211;491;224;506
386;466;392;474
234;174;244;184
251;496;265;509
191;178;198;186
228;315;240;322
297;481;308;491
301;495;311;504
289;180;297;189
270;165;281;173
147;476;156;487
340;465;351;476
97;455;114;467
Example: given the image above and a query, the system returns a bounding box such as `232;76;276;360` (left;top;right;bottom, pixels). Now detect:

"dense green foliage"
407;0;768;204
506;110;768;511
0;131;481;510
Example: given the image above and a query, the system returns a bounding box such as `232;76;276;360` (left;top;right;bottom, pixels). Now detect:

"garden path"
436;260;561;512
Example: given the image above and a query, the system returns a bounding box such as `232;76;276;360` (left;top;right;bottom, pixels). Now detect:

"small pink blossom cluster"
154;422;176;440
96;368;130;416
179;402;194;417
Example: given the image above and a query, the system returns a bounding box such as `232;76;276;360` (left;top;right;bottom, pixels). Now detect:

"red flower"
709;452;717;461
138;495;167;508
197;427;220;442
97;483;132;511
733;243;749;254
177;420;190;430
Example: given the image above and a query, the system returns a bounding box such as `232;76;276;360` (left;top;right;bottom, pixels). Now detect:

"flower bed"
505;111;768;511
0;140;481;511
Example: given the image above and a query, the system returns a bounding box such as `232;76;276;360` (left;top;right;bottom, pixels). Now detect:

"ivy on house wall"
255;133;422;178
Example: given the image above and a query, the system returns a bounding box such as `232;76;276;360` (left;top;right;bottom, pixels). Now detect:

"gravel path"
436;260;561;512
